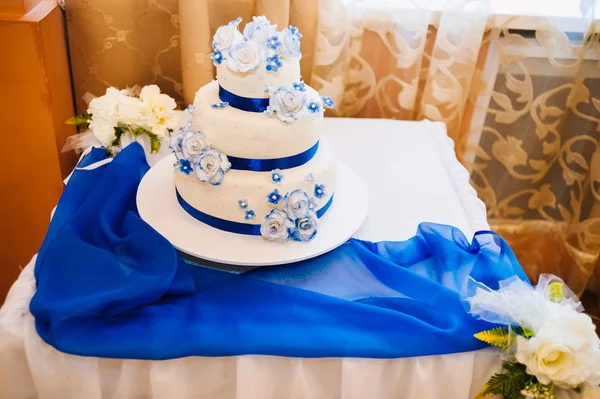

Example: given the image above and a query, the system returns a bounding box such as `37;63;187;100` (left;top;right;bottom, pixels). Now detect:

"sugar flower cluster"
210;16;302;74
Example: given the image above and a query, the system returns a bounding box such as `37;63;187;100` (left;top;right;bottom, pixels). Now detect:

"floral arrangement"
170;106;231;185
210;16;302;73
65;85;177;158
264;82;335;123
466;275;600;399
261;189;319;243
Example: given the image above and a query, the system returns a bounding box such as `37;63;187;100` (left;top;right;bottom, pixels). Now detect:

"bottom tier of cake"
174;137;337;230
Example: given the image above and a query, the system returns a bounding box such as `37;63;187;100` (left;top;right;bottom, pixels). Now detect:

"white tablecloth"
0;118;501;399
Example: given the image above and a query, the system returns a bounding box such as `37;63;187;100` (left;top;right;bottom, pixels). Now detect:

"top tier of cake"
211;16;302;98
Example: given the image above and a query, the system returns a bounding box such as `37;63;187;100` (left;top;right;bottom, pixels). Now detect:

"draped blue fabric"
30;143;529;360
176;189;334;235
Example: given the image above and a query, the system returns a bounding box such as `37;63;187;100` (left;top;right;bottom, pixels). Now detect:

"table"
0;118;501;399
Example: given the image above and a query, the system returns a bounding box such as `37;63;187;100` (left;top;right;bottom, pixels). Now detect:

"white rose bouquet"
465;275;600;399
65;85;177;159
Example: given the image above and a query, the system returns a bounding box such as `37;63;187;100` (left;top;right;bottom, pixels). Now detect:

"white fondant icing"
175;138;337;225
216;61;301;98
193;81;323;159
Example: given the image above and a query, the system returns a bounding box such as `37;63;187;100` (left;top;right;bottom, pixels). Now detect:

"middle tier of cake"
193;80;323;159
175;137;337;226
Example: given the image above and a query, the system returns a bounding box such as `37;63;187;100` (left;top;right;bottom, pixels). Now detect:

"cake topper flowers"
464;275;600;399
64;85;177;159
210;16;302;74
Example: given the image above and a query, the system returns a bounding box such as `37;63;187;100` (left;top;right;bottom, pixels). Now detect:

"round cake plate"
137;154;368;267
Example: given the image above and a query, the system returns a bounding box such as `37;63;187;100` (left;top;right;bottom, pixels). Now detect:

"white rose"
87;87;122;145
243;15;277;43
116;95;149;126
139;85;177;136
212;17;243;52
515;303;600;388
227;39;262;73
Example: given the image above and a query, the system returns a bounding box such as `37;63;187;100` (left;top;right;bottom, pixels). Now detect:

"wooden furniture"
0;0;77;302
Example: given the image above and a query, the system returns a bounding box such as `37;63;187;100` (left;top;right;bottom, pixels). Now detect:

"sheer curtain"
64;0;600;306
306;0;600;304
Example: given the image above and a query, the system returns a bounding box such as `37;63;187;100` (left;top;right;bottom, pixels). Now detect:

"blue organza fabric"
30;144;529;360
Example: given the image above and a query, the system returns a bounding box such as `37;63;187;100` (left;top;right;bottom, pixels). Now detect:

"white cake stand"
137;154;368;267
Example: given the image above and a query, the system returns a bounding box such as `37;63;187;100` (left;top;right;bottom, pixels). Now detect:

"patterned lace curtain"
64;0;600;303
309;0;600;301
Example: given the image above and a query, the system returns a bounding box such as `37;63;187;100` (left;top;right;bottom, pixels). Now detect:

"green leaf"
475;362;531;399
66;113;93;127
512;325;534;339
474;327;510;351
547;282;565;303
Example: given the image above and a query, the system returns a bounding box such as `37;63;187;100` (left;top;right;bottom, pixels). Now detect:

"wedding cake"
170;16;336;243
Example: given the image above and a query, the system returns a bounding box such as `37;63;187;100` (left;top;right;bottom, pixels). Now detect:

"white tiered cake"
170;16;337;243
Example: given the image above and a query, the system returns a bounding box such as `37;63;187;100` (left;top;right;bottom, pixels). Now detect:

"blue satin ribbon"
176;189;334;236
219;85;270;113
228;141;319;172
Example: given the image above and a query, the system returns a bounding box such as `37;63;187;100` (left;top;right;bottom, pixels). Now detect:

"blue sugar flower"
185;105;197;115
265;54;283;73
266;35;281;50
308;197;318;211
170;134;184;160
266;188;282;205
210;48;224;66
293;82;306;92
289;25;303;38
314;184;326;199
271;169;284;184
178;159;193;175
307;101;321;113
305;173;315;183
322;96;335;108
211;102;229;109
260;209;294;243
290;212;318;242
245;210;256;221
238;199;248;210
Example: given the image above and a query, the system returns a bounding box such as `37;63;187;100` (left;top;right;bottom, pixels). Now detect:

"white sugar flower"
282;189;311;220
212;17;243;53
291;211;318;242
277;25;302;60
182;131;209;157
243;15;277;43
515;302;600;388
265;84;307;123
260;209;294;243
139;85;177;136
193;148;231;185
227;39;262;73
